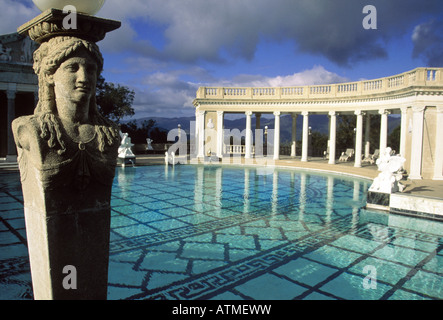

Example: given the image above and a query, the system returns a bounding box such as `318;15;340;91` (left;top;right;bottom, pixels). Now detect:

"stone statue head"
32;36;118;154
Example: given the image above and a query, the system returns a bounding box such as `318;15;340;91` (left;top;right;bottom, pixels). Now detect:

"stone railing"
196;68;443;101
224;145;256;155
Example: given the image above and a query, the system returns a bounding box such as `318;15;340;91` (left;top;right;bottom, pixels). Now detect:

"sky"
2;0;443;120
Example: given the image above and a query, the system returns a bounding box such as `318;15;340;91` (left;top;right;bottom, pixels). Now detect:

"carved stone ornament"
12;10;121;300
18;8;120;44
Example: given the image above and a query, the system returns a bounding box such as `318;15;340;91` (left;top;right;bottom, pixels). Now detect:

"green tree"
310;131;328;157
336;115;356;154
388;125;400;153
96;76;135;123
120;119;157;144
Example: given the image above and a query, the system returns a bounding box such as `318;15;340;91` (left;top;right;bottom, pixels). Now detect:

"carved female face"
50;48;98;121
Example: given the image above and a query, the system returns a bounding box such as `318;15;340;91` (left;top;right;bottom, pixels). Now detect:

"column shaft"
364;114;371;158
399;107;407;157
291;114;297;157
301;111;309;162
354;111;363;168
433;106;443;180
273;112;281;160
217;111;224;158
245;111;252;159
197;110;205;158
328;111;336;165
409;106;425;179
379;109;389;154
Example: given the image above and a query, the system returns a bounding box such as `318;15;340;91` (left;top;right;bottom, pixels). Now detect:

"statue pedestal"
23;178;112;299
366;191;390;211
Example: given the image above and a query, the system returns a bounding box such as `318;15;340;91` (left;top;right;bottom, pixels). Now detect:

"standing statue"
12;35;120;299
118;131;136;166
146;138;153;151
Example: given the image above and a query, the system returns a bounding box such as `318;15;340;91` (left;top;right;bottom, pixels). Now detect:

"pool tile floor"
0;165;442;300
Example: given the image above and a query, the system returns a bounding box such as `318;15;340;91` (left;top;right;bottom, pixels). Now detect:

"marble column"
379;109;390;154
6;87;17;160
354;110;363;168
399;107;407;157
409;106;425;180
291;113;297;157
301;111;309;162
245;111;252;159
217;111;224;158
433;106;443;180
273;111;281;160
364;114;371;159
328;111;336;165
197;110;205;158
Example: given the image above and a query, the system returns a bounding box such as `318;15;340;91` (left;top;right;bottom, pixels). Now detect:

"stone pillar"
409;106;425;180
328;111;336;165
197;110;206;158
301;111;309;162
291;113;297;157
354;110;363;168
364;114;371;158
273;111;281;160
379;109;389;154
216;111;224;158
245;111;252;159
399;107;407;157
434;106;443;180
14;9;121;300
6;87;17;161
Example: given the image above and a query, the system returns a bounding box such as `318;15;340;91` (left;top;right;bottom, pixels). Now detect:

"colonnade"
195;108;393;166
193;68;443;180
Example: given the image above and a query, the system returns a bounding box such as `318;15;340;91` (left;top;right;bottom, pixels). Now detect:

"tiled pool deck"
0;157;442;300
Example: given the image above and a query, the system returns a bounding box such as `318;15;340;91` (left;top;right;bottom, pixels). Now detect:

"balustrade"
338;83;358;93
195;68;443;101
253;88;276;96
224;145;256;155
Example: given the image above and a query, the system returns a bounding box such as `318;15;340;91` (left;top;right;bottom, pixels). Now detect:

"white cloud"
226;66;348;87
0;0;39;34
130;65;348;119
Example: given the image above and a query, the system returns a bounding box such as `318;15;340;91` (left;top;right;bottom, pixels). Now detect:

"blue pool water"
0;165;442;300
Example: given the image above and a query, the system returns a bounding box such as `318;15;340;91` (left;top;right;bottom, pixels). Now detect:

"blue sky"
2;0;443;119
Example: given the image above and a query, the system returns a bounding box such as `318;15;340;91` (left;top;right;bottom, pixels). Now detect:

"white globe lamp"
32;0;106;15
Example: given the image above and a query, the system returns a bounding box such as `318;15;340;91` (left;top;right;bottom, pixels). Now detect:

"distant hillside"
128;114;401;143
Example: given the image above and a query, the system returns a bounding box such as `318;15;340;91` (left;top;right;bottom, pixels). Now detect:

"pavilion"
193;67;443;181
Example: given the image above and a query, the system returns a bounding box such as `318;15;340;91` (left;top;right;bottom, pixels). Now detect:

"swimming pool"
0;165;442;300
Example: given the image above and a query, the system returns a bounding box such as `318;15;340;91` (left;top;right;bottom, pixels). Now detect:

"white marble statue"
369;147;405;194
118;131;135;159
146;138;153;151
